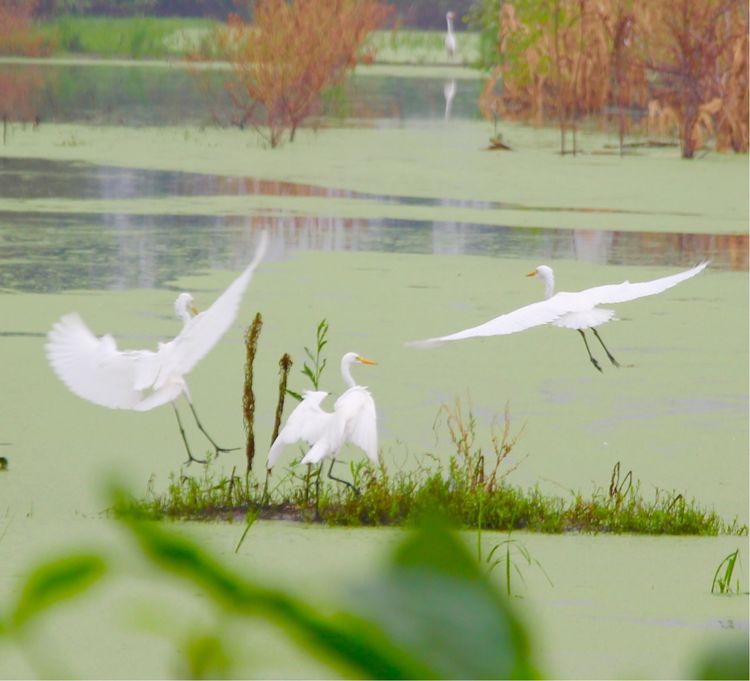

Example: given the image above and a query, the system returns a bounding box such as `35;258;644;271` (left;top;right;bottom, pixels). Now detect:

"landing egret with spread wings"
46;232;268;464
408;262;709;371
267;352;378;493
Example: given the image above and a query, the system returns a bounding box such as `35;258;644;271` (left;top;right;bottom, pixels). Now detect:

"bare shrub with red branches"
0;0;54;56
0;0;55;143
482;0;748;158
205;0;392;147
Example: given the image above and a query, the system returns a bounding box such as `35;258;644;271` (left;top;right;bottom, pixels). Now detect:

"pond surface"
1;157;746;293
0;58;747;680
0;61;484;126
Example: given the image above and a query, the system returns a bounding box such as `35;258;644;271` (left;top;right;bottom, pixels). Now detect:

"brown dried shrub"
206;0;392;147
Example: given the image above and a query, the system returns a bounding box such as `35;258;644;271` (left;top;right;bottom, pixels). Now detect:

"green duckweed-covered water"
0;59;747;678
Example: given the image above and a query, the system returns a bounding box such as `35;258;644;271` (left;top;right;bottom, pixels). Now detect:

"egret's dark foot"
592;329;620;368
327;459;360;497
183;452;208;466
213;445;240;457
579;329;603;373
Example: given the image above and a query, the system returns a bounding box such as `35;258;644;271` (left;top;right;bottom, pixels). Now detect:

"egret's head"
446;10;455;20
526;265;555;299
342;352;377;367
175;293;199;323
526;265;553;279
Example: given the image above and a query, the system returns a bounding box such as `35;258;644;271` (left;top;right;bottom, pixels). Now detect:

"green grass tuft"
114;399;745;537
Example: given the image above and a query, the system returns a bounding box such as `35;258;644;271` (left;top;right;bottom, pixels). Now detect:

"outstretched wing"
579;261;709;306
406;298;567;348
169;232;268;376
337;387;378;463
407;262;709;348
45;313;151;409
267;391;333;469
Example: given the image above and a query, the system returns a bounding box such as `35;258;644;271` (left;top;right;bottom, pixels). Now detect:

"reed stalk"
243;313;263;473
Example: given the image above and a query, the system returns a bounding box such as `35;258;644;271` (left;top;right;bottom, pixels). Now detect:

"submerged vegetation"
112;317;745;536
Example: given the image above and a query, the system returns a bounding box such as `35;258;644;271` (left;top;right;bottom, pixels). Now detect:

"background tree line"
31;0;475;28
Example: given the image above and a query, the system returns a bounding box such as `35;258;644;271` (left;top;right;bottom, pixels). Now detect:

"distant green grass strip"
36;16;216;58
30;17;480;65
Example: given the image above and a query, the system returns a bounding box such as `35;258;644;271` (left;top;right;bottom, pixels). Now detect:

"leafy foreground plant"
118;398;745;536
1;499;539;679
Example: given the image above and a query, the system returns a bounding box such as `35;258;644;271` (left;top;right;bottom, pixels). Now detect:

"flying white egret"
267;352;378;493
46;232;268;464
408;261;709;371
445;11;457;62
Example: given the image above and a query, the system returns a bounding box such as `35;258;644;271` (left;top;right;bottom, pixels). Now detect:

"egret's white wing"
406;298;567;348
46;313;151;409
578;261;709;306
169;232;268;376
267;391;333;468
336;387;378;463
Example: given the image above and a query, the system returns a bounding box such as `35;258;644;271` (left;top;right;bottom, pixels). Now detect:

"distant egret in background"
267;352;378;493
46;232;268;464
445;11;457;61
408;262;709;371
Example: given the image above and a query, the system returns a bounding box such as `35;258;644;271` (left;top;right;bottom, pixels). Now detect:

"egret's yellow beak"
357;356;377;365
190;303;200;317
526;270;537;277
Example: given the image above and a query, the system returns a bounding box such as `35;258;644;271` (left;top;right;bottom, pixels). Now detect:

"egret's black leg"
261;469;270;505
578;329;603;373
327;458;359;496
173;404;207;465
187;400;240;455
592;328;620;367
314;463;322;521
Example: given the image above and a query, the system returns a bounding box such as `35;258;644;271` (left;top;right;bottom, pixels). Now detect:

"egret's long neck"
341;357;357;389
446;15;454;34
175;303;192;325
540;270;555;299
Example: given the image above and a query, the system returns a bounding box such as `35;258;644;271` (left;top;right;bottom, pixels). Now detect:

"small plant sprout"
485;533;553;598
234;507;258;554
711;549;744;595
287;318;329;402
608;461;633;507
476;485;551;598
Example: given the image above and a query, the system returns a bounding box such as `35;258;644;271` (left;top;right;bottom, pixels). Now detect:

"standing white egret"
46;232;268;464
267;352;377;493
445;11;457;62
408;261;709;371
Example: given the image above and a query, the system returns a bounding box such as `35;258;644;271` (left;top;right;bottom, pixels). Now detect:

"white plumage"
266;390;333;469
267;352;378;490
408;261;709;371
445;11;457;61
46;232;268;462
